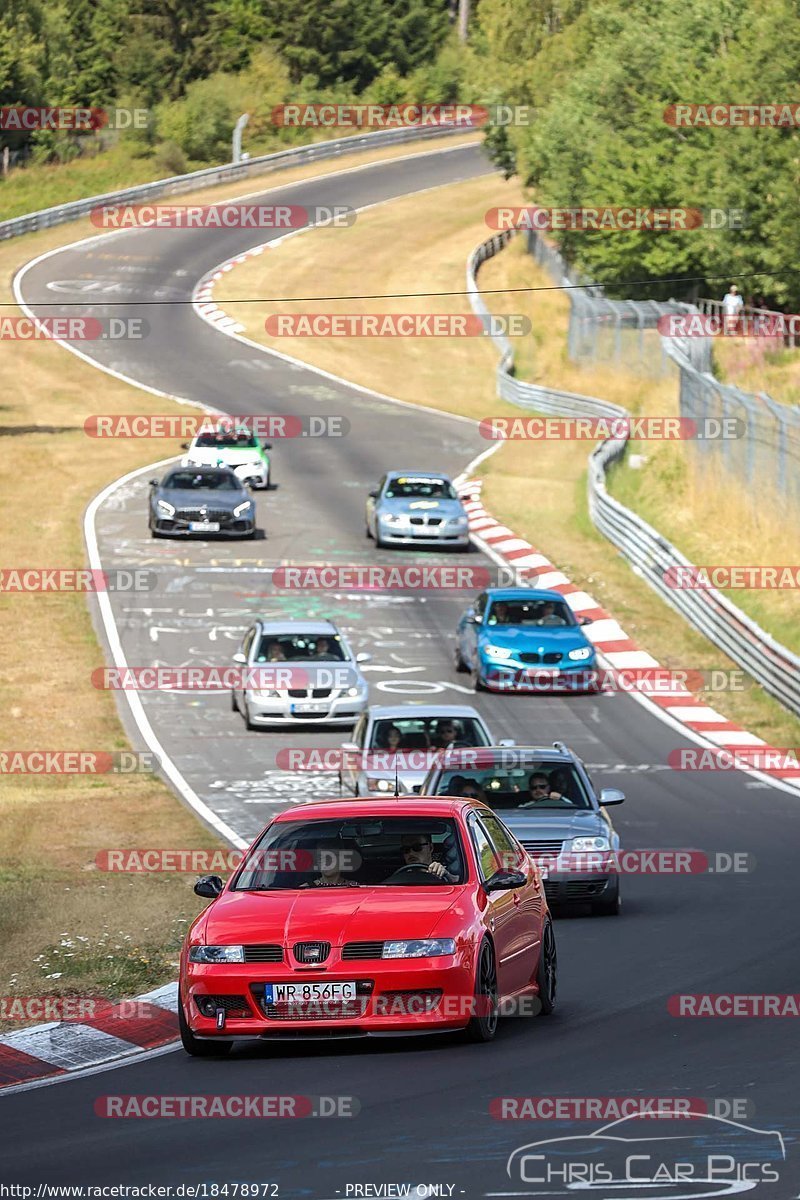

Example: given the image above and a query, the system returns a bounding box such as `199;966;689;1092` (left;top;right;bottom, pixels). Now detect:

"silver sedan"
231;619;370;729
365;471;470;549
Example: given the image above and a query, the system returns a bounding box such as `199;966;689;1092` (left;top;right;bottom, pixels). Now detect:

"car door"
233;625;256;712
480;812;542;991
467;810;523;997
461;592;487;669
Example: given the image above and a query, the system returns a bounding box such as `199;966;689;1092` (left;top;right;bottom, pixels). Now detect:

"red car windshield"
234;817;466;889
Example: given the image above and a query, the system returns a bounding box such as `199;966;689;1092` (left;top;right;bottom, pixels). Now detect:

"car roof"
254;619;340;635
483;588;568;602
367;704;483;720
432;744;575;766
384;470;453;482
271;796;481;821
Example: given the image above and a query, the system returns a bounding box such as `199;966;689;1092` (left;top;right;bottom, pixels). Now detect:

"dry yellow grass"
0;134;484;1018
216;186;800;747
713;335;800;405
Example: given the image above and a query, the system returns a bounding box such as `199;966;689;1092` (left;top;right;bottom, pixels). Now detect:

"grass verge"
216;182;800;747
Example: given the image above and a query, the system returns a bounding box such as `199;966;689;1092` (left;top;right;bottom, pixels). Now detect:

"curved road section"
6;142;800;1194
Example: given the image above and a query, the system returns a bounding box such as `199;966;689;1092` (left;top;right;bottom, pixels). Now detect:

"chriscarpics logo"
503;1112;786;1198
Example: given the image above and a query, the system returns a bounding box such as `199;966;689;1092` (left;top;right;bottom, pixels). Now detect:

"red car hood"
202;887;461;946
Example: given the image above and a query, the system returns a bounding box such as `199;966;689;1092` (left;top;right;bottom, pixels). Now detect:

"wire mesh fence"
526;230;800;505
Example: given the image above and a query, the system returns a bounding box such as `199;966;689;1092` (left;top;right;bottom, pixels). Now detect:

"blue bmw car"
455;588;597;692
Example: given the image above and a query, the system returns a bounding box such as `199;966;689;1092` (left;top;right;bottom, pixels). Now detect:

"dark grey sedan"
148;465;256;538
420;743;625;915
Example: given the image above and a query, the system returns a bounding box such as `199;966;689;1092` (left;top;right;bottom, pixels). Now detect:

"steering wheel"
384;864;447;884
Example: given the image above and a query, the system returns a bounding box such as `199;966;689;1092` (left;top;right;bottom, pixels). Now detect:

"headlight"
568;836;610;852
568;646;594;661
251;690;280;699
484;645;513;660
447;516;468;526
346;686;362;697
381;513;408;526
233;500;253;517
367;777;395;793
156;499;175;516
383;939;456;958
189;945;244;964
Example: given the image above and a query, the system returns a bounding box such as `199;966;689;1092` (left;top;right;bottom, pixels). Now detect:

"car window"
195;433;259;449
234;817;465;889
480;813;525;872
383;476;456;500
254;635;346;663
467;814;500;880
436;761;592;809
162;470;241;491
485;598;576;627
474;593;487;619
368;717;489;751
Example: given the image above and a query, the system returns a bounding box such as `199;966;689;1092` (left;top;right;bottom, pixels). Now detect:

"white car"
339;704;512;796
181;430;271;489
231;619;370;729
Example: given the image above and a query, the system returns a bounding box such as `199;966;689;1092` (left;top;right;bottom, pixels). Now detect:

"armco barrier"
0;125;465;242
467;231;800;717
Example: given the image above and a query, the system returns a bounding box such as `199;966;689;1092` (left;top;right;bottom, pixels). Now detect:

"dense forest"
2;0;798;306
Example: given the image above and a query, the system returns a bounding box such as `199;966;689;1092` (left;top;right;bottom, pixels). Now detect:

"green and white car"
181;431;271;489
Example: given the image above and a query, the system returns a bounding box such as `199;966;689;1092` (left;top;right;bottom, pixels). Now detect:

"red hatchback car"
179;797;557;1054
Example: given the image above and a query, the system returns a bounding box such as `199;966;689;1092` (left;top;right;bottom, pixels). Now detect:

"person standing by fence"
722;284;744;333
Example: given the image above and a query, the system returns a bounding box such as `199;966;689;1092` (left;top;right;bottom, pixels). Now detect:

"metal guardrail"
466;231;800;717
0;124;465;242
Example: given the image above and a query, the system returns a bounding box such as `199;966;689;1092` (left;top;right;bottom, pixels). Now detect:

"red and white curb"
0;984;178;1092
194;245;268;333
458;477;800;786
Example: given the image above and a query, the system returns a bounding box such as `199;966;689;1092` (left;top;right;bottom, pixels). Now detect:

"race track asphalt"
5;139;799;1196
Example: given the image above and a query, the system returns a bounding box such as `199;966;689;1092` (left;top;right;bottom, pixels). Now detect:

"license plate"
189;521;220;532
263;981;356;1004
291;702;329;714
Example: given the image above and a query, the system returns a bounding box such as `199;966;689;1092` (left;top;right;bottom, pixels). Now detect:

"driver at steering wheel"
400;834;457;882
